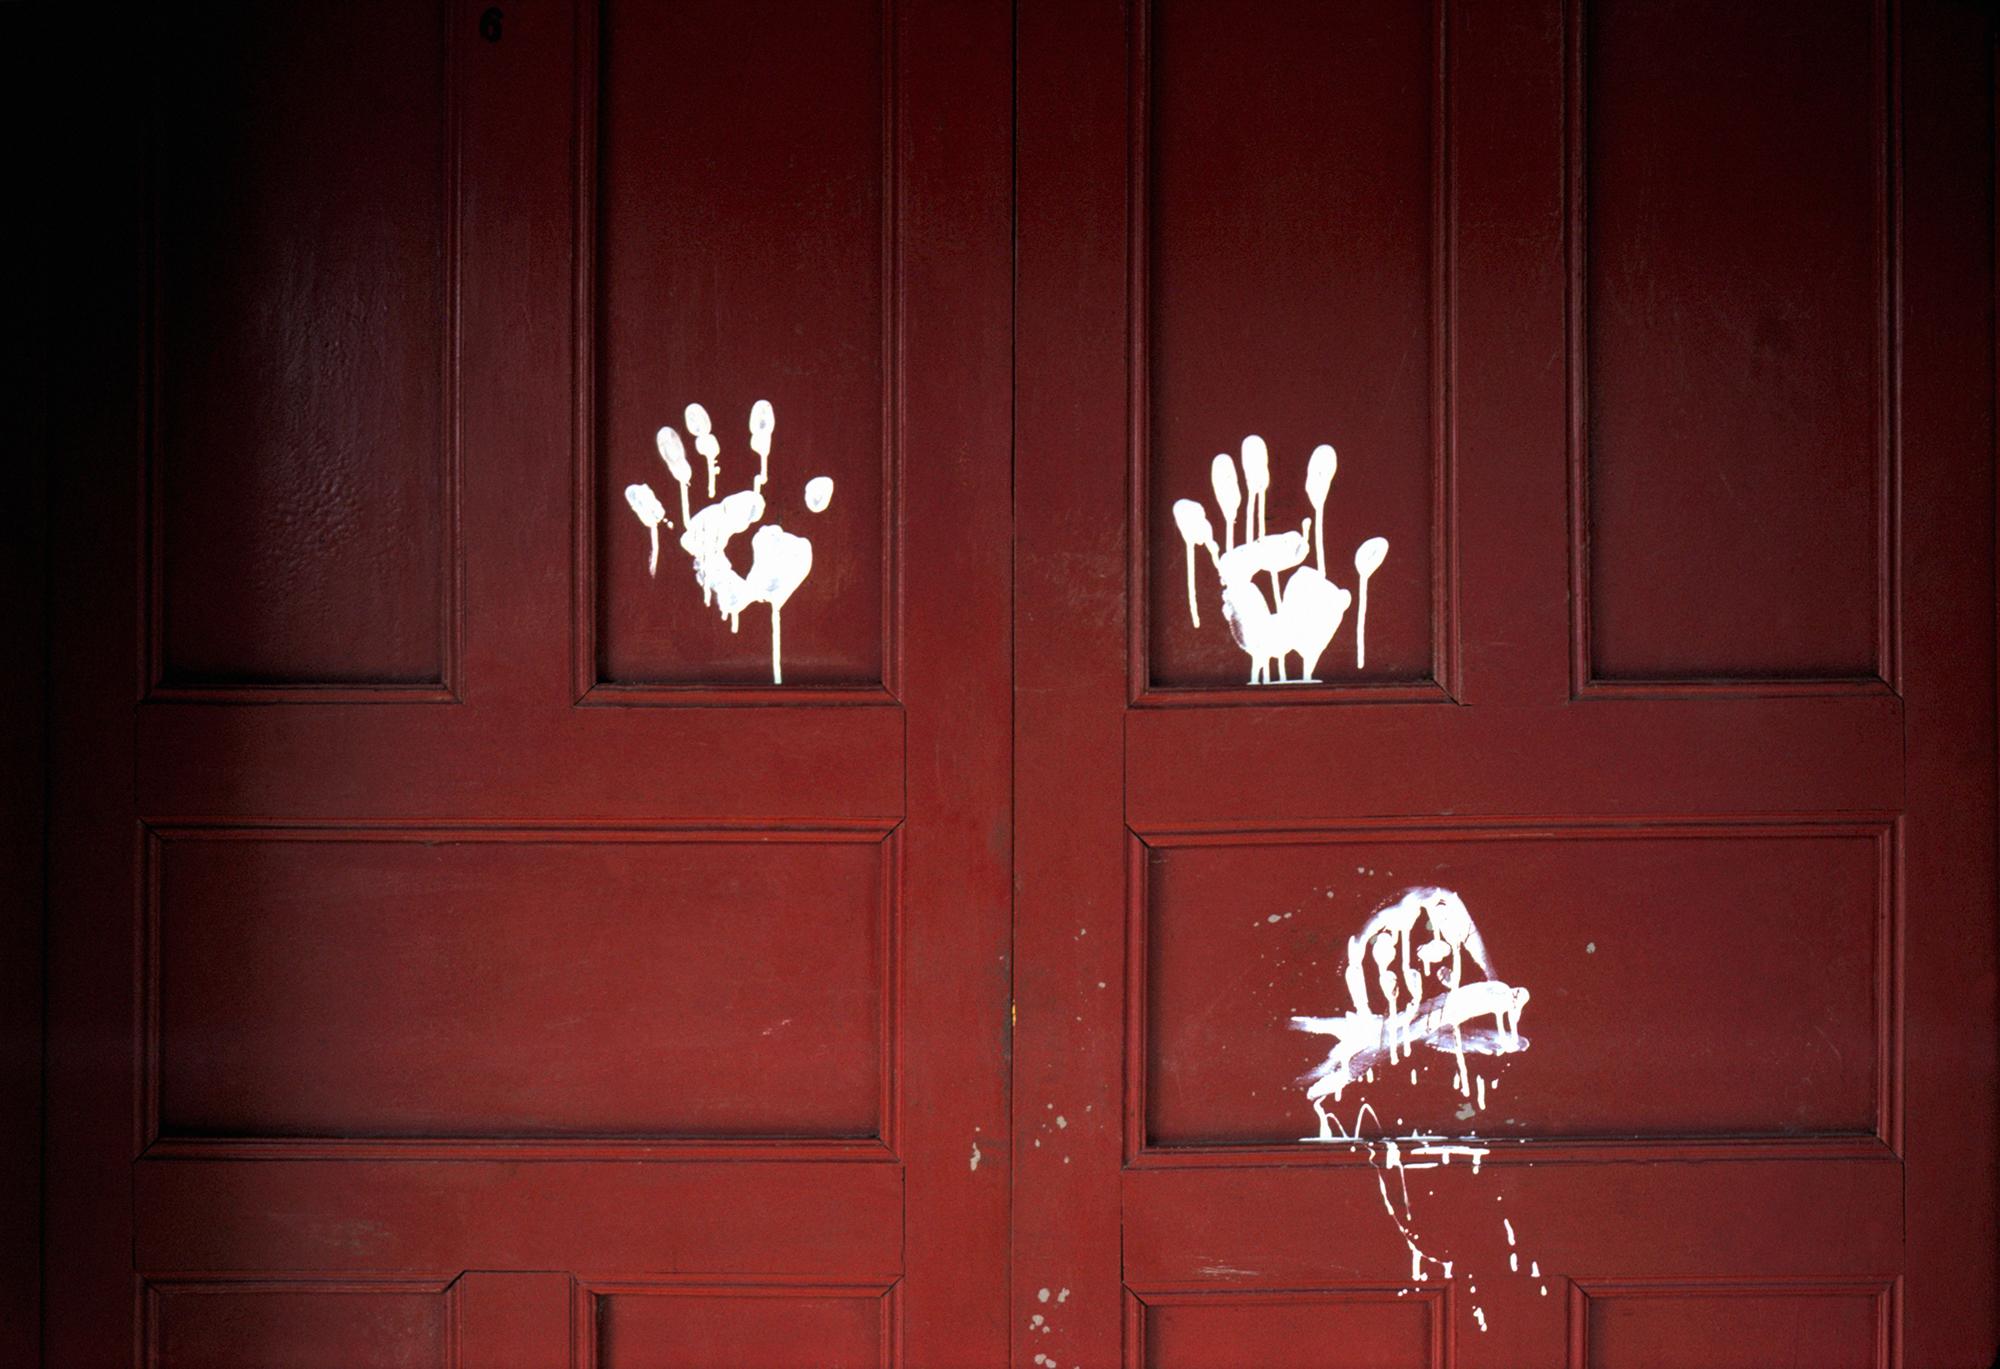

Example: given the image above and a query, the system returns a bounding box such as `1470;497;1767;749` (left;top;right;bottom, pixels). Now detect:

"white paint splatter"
623;484;668;576
684;402;721;497
1353;536;1389;669
1288;885;1543;1322
969;1139;982;1172
1293;888;1530;1122
1178;434;1387;683
626;399;835;683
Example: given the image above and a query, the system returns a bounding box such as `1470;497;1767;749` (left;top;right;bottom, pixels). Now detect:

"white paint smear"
626;399;835;683
1289;885;1541;1319
1179;434;1386;684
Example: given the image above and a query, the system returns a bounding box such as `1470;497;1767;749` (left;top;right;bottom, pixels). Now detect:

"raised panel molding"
1129;820;1897;1163
144;1;461;702
1569;1278;1894;1369
141;822;899;1159
578;1280;895;1369
1127;1286;1446;1369
576;0;898;700
1132;0;1456;702
1569;0;1895;692
143;1277;453;1369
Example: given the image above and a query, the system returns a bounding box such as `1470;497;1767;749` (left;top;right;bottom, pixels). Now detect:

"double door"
43;1;1996;1365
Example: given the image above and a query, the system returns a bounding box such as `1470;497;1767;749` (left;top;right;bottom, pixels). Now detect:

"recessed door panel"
1142;828;1885;1148
1144;0;1440;692
150;1;453;694
151;830;888;1142
1581;0;1888;685
590;0;889;690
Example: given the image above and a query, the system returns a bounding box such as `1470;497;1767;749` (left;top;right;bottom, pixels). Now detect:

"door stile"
896;0;1016;1360
1894;2;1998;1358
1014;0;1134;1363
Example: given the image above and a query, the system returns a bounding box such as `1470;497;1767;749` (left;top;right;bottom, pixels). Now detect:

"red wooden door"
1015;1;1997;1367
40;1;2000;1367
45;1;1010;1364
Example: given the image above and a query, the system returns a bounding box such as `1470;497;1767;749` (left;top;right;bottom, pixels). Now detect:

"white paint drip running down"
625;399;834;684
1172;436;1388;684
1290;886;1539;1331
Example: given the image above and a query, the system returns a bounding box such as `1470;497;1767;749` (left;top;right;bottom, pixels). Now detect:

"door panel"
146;1280;453;1369
1581;0;1888;684
1018;1;1993;1366
588;0;890;691
1142;0;1444;692
149;0;455;696
47;0;1010;1363
148;829;889;1143
1140;826;1888;1146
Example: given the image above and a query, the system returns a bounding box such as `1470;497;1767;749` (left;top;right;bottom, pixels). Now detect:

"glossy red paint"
46;0;1009;1363
1017;0;1995;1365
34;0;1998;1366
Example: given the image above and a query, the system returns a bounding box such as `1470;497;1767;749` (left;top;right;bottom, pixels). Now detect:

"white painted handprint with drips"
1172;436;1388;683
1289;886;1542;1327
625;399;832;684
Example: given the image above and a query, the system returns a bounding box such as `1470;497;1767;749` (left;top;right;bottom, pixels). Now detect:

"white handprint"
626;399;833;684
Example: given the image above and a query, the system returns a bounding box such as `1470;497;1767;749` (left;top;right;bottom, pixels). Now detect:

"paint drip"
626;399;834;683
1290;885;1541;1326
1172;434;1387;683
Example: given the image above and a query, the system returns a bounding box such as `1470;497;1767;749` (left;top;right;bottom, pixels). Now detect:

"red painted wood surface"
34;0;1999;1365
1015;1;1994;1366
45;0;1010;1364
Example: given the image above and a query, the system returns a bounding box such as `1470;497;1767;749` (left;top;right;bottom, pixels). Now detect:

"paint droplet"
1586;941;1596;953
1058;1288;1070;1303
1056;1115;1068;1128
803;475;834;512
1037;1288;1050;1303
